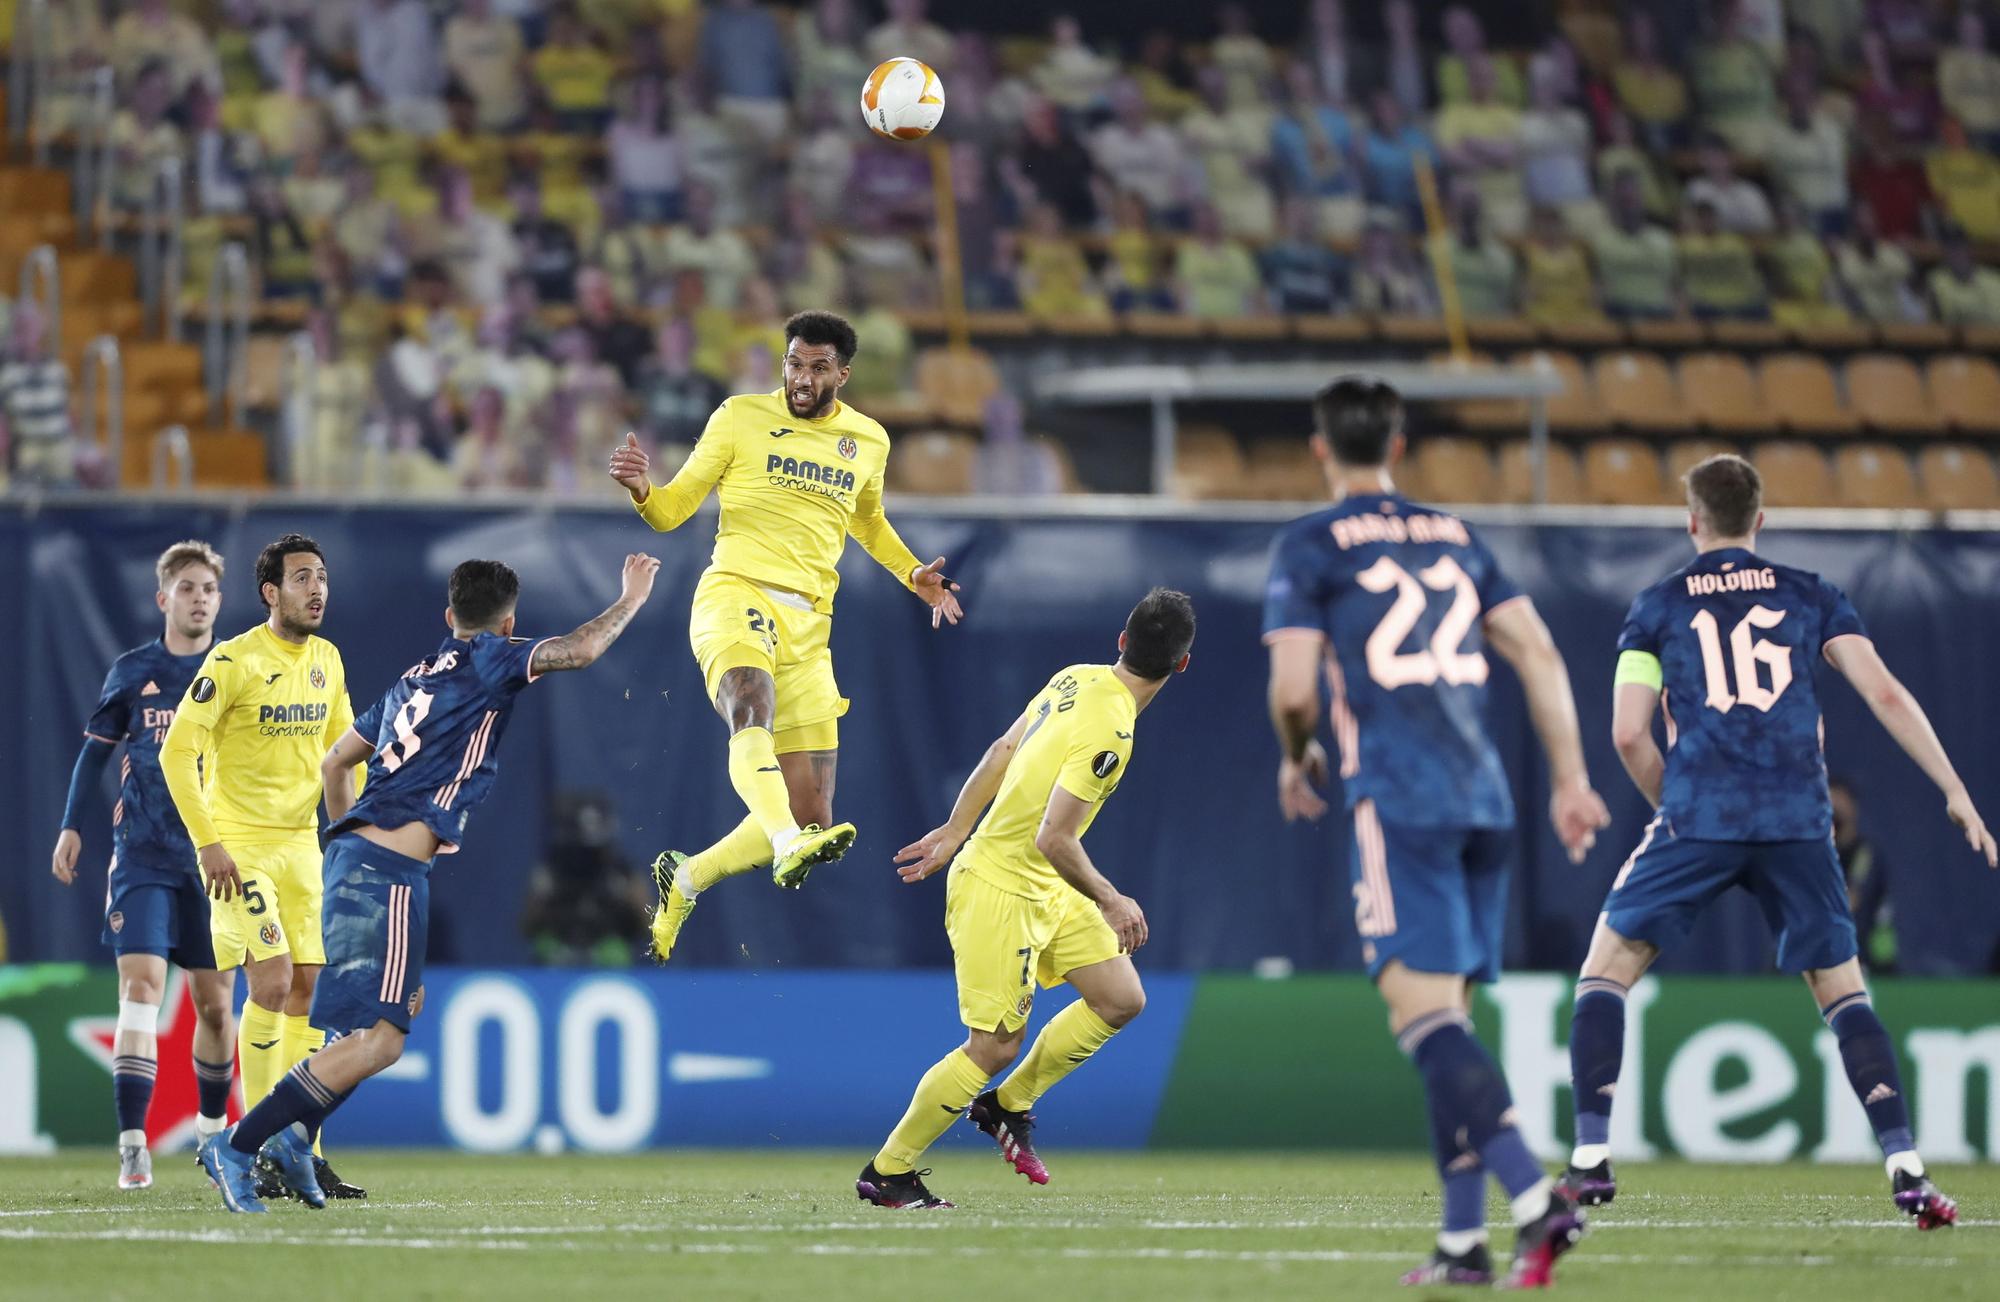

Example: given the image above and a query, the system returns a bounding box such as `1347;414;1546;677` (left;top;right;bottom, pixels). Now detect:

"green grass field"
0;1151;1989;1300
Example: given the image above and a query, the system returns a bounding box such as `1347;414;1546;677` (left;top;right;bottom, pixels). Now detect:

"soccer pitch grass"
0;1152;1990;1301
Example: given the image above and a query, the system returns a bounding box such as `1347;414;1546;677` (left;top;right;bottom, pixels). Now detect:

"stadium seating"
1753;443;1837;508
1834;444;1926;509
1582;439;1667;506
1847;356;1941;438
1759;355;1861;437
1677;355;1769;434
1168;425;1246;501
1408;437;1497;505
888;431;977;496
1496;440;1582;504
1916;445;2000;509
1926;356;2000;437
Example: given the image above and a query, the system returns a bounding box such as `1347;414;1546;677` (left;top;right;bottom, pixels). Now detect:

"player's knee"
119;974;163;1006
366;1026;407;1071
965;1029;1022;1074
192;989;231;1029
246;966;291;1010
1091;986;1146;1028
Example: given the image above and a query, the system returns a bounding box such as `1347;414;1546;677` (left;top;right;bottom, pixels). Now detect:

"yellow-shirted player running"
856;589;1196;1209
608;310;965;961
161;533;368;1199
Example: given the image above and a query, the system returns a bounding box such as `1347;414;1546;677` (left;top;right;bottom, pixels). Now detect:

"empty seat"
1409;437;1497;504
122;342;204;393
1834;444;1924;509
1242;440;1322;501
1759;354;1859;435
1524;350;1605;431
1846;354;1940;436
1427;351;1525;432
888;431;977;495
1925;355;2000;436
1594;351;1691;431
1582;439;1666;505
913;347;1001;427
1753;442;1836;507
1916;445;2000;509
1678;353;1768;432
1169;424;1246;500
1496;440;1583;503
1663;439;1743;499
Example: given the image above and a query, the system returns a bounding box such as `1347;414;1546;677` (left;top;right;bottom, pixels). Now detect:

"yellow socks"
683;815;770;894
873;1048;991;1176
237;1001;287;1108
726;728;800;854
282;1012;329;1154
997;1002;1118;1113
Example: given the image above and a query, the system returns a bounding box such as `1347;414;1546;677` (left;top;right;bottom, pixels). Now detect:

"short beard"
788;387;834;420
276;603;322;639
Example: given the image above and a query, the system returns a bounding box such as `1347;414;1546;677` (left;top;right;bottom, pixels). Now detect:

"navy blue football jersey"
338;633;545;852
1618;547;1865;842
1263;493;1523;829
84;639;206;882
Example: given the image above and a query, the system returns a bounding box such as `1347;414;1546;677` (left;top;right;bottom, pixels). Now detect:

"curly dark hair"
784;310;859;366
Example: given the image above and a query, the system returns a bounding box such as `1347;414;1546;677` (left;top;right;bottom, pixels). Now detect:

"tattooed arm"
529;554;661;676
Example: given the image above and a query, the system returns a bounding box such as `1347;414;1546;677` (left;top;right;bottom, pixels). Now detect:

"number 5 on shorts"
243;882;268;916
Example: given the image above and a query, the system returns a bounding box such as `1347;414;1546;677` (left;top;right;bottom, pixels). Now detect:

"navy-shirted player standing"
51;542;239;1189
1263;379;1611;1289
201;553;659;1212
1562;454;1995;1228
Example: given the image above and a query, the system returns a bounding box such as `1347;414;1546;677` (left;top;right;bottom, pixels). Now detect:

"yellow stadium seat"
1834;444;1924;509
1916;445;2000;510
1169;424;1246;500
1663;439;1743;501
1524;350;1605;431
1759;353;1860;436
1582;439;1665;505
1925;355;2000;436
1497;440;1583;503
888;431;977;495
1754;442;1836;507
1242;440;1322;501
913;347;1001;427
1846;354;1940;437
1678;353;1769;433
1408;437;1497;505
1594;351;1692;431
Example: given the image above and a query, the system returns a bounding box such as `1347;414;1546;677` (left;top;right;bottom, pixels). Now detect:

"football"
860;56;946;141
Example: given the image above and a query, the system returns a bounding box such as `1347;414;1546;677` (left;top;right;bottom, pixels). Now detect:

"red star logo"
69;970;243;1148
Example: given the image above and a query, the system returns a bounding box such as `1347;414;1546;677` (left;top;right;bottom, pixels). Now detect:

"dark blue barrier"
9;502;1999;974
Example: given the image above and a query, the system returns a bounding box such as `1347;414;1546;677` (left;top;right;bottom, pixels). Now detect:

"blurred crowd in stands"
6;0;2000;494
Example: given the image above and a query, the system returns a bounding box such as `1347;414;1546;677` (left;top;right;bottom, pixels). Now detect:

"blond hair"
156;540;225;589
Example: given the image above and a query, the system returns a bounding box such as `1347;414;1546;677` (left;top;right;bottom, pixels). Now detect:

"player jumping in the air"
1561;454;1995;1228
1264;379;1611;1289
856;589;1194;1210
164;534;368;1200
204;554;658;1212
607;310;964;962
51;541;237;1189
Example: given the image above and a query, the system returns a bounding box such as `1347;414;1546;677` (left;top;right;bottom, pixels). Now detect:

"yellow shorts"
945;865;1120;1033
688;570;847;755
209;834;325;970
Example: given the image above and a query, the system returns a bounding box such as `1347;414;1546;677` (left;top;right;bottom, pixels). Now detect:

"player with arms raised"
204;554;659;1212
1263;379;1610;1289
608;310;963;962
163;534;367;1199
1562;454;1994;1228
857;589;1194;1210
50;541;237;1188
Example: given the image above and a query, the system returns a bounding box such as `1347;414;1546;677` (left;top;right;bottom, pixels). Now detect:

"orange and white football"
860;57;946;141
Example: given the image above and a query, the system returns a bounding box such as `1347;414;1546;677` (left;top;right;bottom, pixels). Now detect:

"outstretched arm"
609;429;728;533
528;553;662;675
894;709;1031;881
851;472;964;627
1826;634;1998;866
1486;598;1611;862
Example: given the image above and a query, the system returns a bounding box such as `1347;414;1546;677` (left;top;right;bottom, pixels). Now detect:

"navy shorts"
1602;817;1857;973
311;833;432;1034
1348;800;1512;984
103;862;215;969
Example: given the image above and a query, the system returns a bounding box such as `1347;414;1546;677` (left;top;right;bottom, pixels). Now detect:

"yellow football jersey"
633;390;921;609
956;665;1138;903
161;623;354;846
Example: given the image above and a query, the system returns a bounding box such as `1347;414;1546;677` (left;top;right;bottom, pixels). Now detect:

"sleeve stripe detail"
1482;593;1534;621
1261;627;1326;646
1614;649;1664;691
82;731;118;743
523;637;559;684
